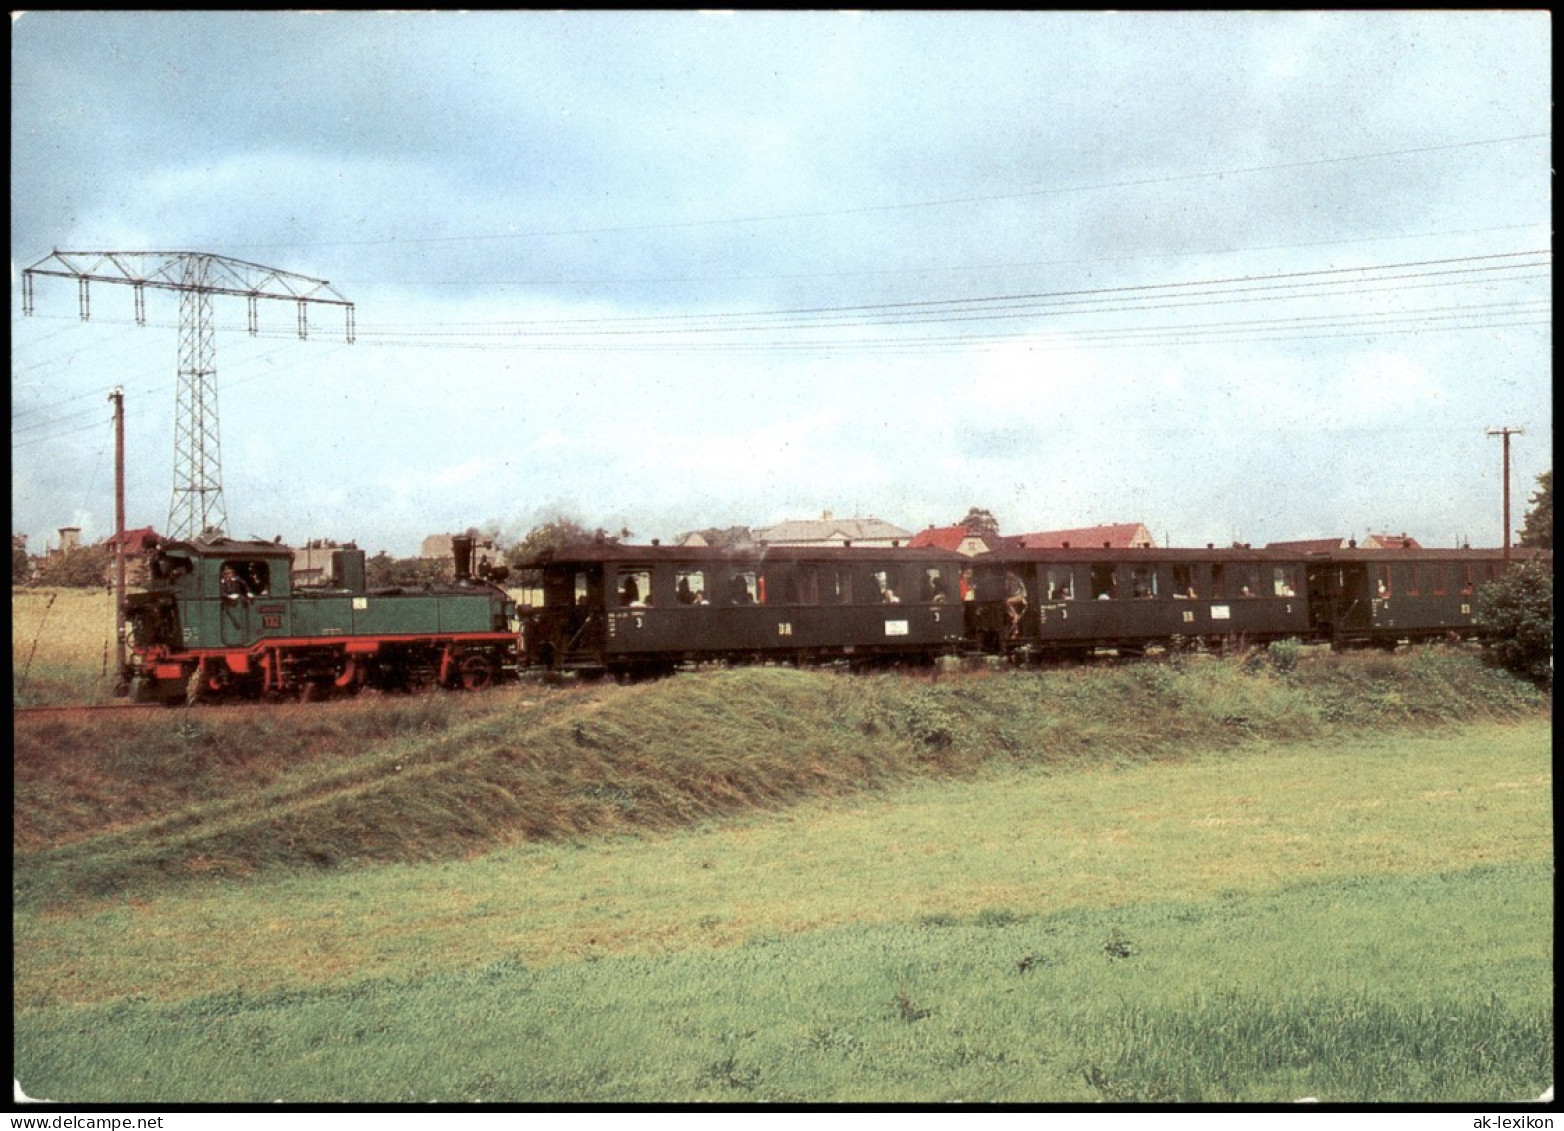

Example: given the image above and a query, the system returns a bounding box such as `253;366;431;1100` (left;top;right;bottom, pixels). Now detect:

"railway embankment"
12;645;1548;910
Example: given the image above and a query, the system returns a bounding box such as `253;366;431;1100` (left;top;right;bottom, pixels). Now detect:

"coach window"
1090;563;1117;600
1375;565;1392;598
791;566;821;605
1131;564;1157;599
727;570;759;605
618;569;652;607
1211;564;1227;599
1394;563;1415;597
827;567;853;604
1046;566;1075;601
767;568;803;604
1172;564;1197;599
921;567;950;603
873;568;904;603
1271;565;1298;598
674;569;706;605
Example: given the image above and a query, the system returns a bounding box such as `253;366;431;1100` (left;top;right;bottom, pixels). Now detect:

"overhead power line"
231;133;1547;251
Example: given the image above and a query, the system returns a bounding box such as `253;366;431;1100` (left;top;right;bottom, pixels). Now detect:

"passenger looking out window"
619;570;651;607
1131;565;1157;599
923;568;949;603
1090;563;1116;600
1272;566;1297;598
1046;567;1074;601
873;569;903;605
728;572;758;605
1172;564;1197;599
675;569;706;605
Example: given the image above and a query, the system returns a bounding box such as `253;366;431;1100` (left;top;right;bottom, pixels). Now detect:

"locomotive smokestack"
452;534;475;581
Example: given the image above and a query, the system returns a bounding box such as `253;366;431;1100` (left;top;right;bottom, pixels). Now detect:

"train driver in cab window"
220;566;252;601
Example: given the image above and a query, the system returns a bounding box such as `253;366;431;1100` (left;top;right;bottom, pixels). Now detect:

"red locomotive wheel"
456;652;497;692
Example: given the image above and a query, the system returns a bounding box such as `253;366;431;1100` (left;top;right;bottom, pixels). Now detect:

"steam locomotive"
123;533;517;703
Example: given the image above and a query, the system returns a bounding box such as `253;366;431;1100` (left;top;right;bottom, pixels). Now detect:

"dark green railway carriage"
1303;545;1548;649
123;535;518;702
970;546;1314;657
516;542;969;676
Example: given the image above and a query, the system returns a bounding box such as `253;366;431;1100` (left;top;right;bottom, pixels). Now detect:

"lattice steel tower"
23;250;355;540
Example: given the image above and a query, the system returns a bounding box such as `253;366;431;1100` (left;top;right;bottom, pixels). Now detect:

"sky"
10;11;1552;558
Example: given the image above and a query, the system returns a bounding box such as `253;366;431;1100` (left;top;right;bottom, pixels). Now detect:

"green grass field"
10;595;1554;1102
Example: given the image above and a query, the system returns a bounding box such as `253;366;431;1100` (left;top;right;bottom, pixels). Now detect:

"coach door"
1307;562;1370;638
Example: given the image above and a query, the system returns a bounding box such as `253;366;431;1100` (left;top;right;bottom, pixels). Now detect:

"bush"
1266;638;1303;674
1474;561;1552;686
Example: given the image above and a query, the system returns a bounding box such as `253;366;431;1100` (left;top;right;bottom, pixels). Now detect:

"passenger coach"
516;541;969;677
1304;545;1547;649
969;545;1313;657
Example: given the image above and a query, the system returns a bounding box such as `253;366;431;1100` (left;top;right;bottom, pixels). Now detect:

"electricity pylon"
22;250;355;540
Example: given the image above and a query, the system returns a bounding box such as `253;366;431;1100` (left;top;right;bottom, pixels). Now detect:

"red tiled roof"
1363;532;1423;550
908;525;975;551
100;526;160;550
1011;523;1154;549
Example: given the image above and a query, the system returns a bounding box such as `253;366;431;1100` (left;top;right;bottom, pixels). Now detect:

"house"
420;533;455;560
1009;522;1156;550
291;543;339;586
753;511;914;548
1361;532;1423;550
1268;533;1423;551
98;526;162;587
907;524;993;556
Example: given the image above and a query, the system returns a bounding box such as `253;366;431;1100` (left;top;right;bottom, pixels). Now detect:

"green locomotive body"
124;535;518;703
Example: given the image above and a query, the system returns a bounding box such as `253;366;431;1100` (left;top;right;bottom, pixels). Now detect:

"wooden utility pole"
110;386;129;695
1486;426;1524;562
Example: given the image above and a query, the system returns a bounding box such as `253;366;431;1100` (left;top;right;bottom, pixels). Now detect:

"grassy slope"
12;648;1554;1101
13;648;1547;905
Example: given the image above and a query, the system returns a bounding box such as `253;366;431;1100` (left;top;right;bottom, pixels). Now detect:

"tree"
364;552;452;589
506;518;621;568
1474;559;1552;687
12;542;32;585
957;507;1001;540
1518;469;1551;549
32;545;113;588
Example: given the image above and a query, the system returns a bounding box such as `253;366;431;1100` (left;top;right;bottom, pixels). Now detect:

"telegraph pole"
110;386;129;696
1486;426;1524;562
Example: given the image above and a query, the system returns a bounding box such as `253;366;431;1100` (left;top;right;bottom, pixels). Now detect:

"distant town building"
1361;532;1423;550
907;524;994;556
1009;523;1155;550
421;533;455;560
291;544;338;586
1268;533;1423;551
98;526;162;587
57;526;82;553
754;511;914;548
